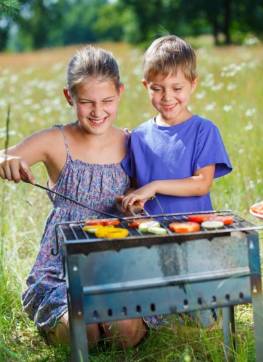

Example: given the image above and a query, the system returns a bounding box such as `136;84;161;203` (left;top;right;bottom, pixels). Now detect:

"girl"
0;46;146;347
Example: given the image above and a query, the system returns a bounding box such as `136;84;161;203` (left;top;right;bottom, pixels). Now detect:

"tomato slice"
187;214;214;223
169;222;200;233
187;214;234;225
85;218;120;226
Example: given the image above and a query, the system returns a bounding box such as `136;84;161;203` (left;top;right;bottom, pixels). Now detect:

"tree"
0;0;19;50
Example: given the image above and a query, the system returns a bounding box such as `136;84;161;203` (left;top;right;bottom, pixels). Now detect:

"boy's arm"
121;165;215;209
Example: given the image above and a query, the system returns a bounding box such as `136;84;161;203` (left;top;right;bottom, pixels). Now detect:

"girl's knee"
103;318;147;348
46;312;70;345
45;312;100;347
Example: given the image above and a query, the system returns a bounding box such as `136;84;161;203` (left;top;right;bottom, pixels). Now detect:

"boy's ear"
191;77;198;93
63;88;74;106
141;79;148;89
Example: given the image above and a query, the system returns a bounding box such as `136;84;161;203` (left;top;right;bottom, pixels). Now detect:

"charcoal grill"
56;210;263;361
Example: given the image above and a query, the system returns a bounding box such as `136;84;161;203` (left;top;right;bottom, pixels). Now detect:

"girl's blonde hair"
143;35;197;82
67;45;121;95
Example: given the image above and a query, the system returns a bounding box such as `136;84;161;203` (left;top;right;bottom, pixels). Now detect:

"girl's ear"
141;79;148;89
119;83;125;94
63;88;74;106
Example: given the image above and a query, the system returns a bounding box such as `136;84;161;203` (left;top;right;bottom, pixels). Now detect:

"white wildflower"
244;122;253;131
227;83;237;91
204;102;216;111
245;108;256;117
195;91;206;99
211;83;223;91
238;148;244;154
223;105;232;112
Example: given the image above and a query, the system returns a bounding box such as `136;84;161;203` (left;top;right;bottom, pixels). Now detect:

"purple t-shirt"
121;115;232;214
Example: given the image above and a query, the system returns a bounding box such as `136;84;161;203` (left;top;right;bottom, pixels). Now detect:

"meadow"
0;38;263;361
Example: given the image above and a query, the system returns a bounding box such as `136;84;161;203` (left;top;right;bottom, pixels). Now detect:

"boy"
121;35;232;215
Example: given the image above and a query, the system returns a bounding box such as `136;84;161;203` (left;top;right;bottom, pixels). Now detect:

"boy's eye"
151;87;161;91
103;99;113;103
174;88;182;92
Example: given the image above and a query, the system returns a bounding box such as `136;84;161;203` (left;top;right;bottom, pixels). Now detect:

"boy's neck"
155;109;193;127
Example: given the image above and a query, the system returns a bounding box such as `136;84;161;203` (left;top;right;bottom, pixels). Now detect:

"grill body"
57;212;263;361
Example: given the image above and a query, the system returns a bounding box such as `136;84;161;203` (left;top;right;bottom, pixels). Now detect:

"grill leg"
67;255;89;362
222;306;235;361
247;232;263;362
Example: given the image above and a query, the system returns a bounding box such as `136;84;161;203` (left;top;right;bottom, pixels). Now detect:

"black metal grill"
57;210;263;362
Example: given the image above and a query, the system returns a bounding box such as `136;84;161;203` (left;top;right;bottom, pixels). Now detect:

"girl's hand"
121;183;156;211
0;154;35;184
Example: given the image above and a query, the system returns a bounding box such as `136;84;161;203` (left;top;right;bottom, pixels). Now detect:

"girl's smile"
65;78;123;135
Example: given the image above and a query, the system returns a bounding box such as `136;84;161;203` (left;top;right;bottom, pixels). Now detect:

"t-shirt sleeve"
121;134;136;178
194;122;232;178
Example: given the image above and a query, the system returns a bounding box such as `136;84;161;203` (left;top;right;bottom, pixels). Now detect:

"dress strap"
53;124;71;157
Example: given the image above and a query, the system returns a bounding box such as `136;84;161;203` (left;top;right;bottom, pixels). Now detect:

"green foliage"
0;0;19;15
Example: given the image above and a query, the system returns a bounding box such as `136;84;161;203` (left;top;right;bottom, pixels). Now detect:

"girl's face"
65;78;123;136
143;68;197;125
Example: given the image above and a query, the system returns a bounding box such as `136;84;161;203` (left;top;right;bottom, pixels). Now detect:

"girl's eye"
174;88;182;92
103;99;113;103
151;87;161;92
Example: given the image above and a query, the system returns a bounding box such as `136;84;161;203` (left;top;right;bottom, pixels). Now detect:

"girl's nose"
91;104;103;117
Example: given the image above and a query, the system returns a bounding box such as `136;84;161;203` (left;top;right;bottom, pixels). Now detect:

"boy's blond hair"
143;35;197;82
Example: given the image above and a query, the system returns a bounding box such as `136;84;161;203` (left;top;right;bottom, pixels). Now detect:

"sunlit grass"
0;40;263;361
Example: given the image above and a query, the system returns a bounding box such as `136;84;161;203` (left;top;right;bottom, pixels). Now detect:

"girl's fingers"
3;162;12;181
20;161;35;184
0;167;5;179
10;162;22;183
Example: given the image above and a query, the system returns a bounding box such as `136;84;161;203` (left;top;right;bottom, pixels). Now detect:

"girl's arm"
0;128;59;183
121;165;215;209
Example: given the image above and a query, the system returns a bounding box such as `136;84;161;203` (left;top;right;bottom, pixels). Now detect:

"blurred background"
1;0;263;52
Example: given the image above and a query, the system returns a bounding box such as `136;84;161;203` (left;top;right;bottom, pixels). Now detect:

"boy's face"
143;68;197;125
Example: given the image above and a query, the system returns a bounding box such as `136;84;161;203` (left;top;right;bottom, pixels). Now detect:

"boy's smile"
143;69;197;126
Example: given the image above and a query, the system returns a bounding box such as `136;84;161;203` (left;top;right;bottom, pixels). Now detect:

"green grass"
1;39;263;361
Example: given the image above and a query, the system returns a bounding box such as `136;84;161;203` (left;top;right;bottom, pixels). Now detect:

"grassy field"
0;38;263;361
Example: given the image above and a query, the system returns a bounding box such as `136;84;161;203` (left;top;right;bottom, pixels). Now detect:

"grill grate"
54;210;263;256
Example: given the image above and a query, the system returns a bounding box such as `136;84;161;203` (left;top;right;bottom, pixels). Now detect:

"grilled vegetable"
95;226;129;239
187;214;233;225
169;222;200;233
139;221;160;233
147;226;168;235
85;218;120;226
201;220;224;229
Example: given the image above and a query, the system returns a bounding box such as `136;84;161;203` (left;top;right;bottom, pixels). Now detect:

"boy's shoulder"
192;114;218;131
132;118;154;134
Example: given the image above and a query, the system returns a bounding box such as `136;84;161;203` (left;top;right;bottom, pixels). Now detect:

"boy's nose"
162;91;173;101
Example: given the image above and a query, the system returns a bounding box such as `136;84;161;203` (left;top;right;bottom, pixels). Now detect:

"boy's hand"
0;154;35;184
116;195;144;215
121;183;156;211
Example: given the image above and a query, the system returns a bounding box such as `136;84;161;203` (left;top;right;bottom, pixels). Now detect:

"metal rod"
32;182;124;220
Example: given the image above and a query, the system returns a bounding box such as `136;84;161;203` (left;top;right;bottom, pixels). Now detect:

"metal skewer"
31;182;124;220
